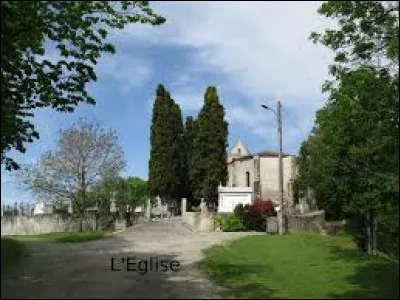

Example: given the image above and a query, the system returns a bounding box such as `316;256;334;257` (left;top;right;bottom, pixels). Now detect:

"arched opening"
238;148;241;155
246;171;250;187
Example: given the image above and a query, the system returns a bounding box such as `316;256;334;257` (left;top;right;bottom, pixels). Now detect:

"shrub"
252;199;277;217
220;215;245;232
240;199;277;232
243;209;266;231
234;203;245;219
213;215;223;231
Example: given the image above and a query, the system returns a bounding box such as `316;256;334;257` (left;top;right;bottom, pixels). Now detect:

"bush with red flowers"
234;199;277;231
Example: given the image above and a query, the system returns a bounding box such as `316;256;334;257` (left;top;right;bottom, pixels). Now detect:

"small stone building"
227;140;298;205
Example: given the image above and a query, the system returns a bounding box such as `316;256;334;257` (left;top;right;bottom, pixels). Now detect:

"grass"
4;229;114;243
1;238;28;271
1;230;113;271
199;233;399;299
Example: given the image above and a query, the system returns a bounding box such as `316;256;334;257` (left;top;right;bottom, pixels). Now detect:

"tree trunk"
372;210;378;256
79;215;83;232
366;211;372;254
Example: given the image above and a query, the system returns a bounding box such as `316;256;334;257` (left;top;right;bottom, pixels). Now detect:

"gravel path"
1;219;261;299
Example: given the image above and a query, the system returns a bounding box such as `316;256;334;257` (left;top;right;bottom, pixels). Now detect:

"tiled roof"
228;149;295;164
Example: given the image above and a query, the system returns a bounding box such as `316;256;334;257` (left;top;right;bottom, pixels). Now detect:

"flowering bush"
251;199;277;217
233;199;277;232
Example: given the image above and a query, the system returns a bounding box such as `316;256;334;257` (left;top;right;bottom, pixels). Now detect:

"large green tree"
299;1;399;256
190;87;228;204
148;85;170;200
1;1;165;171
91;175;149;218
148;85;186;204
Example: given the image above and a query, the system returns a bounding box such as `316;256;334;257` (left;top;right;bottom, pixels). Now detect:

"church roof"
228;148;294;164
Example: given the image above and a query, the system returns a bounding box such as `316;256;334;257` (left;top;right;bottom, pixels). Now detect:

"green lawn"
199;233;399;299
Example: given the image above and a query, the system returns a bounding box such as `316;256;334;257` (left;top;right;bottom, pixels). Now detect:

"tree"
168;100;186;202
148;84;171;201
1;1;165;171
184;116;197;206
190;87;228;205
301;1;399;256
17;119;125;230
126;176;149;208
90;176;149;217
148;85;185;205
310;1;398;74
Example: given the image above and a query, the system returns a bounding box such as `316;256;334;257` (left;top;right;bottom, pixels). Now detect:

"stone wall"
285;210;326;234
0;214;132;236
182;212;215;232
1;214;97;236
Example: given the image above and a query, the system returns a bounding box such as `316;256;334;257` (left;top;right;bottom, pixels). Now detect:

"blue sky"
1;1;334;204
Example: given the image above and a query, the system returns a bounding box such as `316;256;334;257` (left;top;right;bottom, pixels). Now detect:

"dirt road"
1;219;259;299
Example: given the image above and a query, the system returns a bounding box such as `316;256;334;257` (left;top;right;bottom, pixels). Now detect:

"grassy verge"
1;238;28;271
1;229;112;274
199;233;399;299
4;229;114;243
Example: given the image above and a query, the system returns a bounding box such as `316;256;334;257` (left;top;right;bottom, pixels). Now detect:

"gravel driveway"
1;219;260;299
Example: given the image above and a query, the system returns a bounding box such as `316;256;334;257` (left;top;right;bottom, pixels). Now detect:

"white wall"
218;187;253;213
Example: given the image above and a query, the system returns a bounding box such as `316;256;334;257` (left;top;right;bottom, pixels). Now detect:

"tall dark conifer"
148;84;170;200
184;116;197;206
149;85;186;205
191;86;228;204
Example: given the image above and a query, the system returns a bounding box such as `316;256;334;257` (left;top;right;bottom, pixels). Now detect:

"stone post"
200;198;207;214
145;198;151;220
181;198;187;217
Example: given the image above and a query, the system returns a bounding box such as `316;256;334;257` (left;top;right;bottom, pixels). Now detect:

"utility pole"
277;100;284;235
261;101;284;235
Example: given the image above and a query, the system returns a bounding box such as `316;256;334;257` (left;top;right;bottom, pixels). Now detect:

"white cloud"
117;1;334;150
96;54;152;94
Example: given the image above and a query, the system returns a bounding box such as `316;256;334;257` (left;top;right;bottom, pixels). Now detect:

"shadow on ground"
1;233;224;299
197;235;399;299
327;246;399;299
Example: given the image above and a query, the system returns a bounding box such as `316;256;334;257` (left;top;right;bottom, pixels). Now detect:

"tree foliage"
298;1;399;256
148;84;186;203
190;87;228;204
17;119;125;223
1;1;165;171
184;116;197;206
90;175;149;217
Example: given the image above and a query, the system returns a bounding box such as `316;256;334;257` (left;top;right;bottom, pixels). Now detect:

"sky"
1;1;334;204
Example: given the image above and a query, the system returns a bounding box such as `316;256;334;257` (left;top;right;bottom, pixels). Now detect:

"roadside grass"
1;229;113;271
4;229;114;243
199;233;399;299
1;238;28;271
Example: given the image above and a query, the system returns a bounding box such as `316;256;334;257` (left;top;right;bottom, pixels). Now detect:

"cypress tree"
148;84;171;201
191;86;228;205
168;98;186;202
184;116;197;206
149;84;186;206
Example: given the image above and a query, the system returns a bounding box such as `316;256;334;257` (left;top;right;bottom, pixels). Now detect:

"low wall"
1;214;98;236
285;210;326;234
182;212;215;232
324;220;347;236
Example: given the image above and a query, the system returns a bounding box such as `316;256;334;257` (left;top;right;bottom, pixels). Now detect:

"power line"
281;106;307;137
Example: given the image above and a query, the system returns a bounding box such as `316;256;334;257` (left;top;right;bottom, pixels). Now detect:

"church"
226;140;298;205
